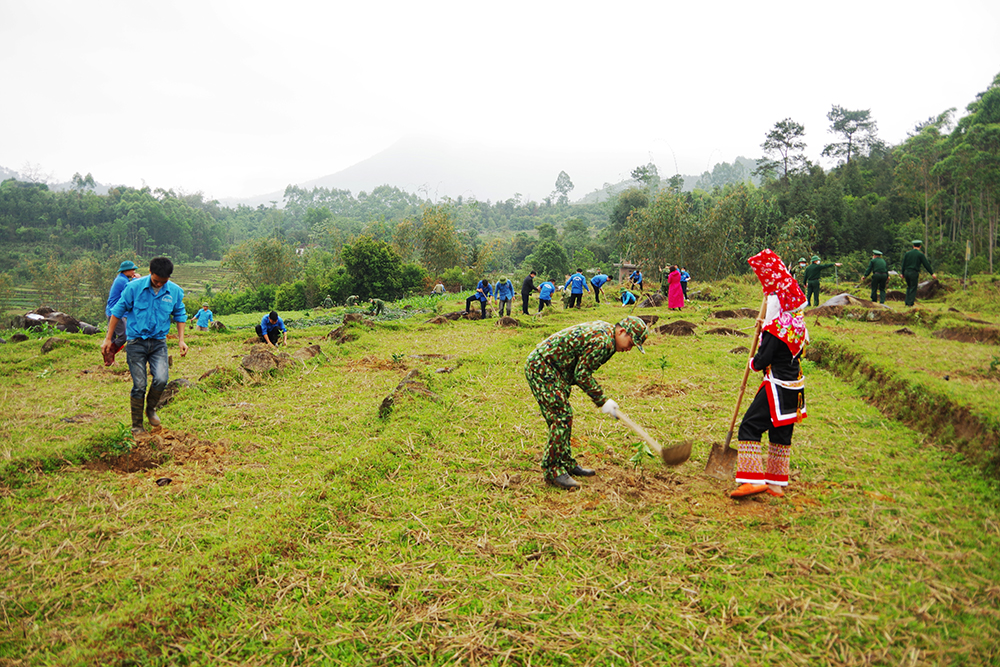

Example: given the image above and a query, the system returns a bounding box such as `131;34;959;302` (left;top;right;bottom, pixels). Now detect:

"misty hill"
220;136;699;209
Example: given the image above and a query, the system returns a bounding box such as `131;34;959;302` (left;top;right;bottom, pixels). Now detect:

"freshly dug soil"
85;428;228;474
658;321;697;336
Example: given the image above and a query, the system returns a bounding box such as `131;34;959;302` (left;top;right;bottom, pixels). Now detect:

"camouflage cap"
617;315;648;353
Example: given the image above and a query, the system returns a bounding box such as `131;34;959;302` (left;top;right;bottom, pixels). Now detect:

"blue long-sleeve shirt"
110;276;187;340
494;280;514;300
539;281;556;300
590;274;609;289
105;273;134;317
565;273;589;294
260;314;287;335
472;280;493;302
196;308;214;327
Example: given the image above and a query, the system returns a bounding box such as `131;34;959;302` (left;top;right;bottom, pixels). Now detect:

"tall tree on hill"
822;105;883;165
631;163;660;191
756;118;808;183
553;171;575;205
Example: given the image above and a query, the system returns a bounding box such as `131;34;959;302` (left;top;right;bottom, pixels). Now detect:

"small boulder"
40;337;67;354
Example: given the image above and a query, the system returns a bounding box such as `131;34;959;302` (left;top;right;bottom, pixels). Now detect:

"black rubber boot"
145;389;164;427
568;465;596;477
548;473;581;490
130;396;146;434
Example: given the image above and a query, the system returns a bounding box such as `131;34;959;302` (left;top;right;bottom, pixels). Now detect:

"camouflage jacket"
526;321;616;406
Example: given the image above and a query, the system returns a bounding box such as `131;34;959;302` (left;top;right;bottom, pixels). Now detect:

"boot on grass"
130;396;146;434
145;389;164;427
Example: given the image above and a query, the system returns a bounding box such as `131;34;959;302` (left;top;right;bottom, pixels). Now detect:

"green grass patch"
2;285;999;665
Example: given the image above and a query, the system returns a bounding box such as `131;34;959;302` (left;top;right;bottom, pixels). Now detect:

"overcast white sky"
3;0;999;200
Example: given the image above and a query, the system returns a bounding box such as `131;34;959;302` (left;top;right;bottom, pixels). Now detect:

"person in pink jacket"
666;265;684;310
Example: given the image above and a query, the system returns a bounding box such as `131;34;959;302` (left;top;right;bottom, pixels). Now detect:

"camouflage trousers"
525;357;577;481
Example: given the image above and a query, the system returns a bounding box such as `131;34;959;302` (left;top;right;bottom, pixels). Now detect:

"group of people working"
99;241;939;499
793;240;937;307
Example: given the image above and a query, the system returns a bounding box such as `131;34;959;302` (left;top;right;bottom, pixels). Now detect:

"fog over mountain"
220;136;691;208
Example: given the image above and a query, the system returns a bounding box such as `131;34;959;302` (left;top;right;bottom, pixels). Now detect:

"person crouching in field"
732;294;808;499
256;310;287;347
525;316;648;490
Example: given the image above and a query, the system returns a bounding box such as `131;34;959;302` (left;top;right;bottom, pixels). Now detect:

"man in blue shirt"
103;260;139;366
590;273;609;304
494;276;514;317
629;268;644;292
537;278;557;312
195;304;214;331
256;311;288;347
464;279;492;319
564;269;590;309
101;257;188;434
679;267;691;298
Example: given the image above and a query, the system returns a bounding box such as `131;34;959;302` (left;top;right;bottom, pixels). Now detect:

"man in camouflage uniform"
368;298;385;316
524;316;648;490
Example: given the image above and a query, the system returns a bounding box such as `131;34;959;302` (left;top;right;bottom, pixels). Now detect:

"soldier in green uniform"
368;298;386;316
803;255;842;307
901;240;937;307
322;294;333;308
346;295;360;307
524;316;648;490
862;250;889;304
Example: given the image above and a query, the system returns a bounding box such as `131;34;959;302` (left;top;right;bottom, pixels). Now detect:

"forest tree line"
1;73;998;321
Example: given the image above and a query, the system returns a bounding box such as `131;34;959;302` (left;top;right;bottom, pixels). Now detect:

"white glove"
601;399;619;419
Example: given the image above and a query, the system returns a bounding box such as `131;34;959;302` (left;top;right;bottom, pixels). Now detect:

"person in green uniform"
368;298;386;316
803;255;842;307
863;250;889;304
524;316;648;490
322;294;333;308
901;240;937;307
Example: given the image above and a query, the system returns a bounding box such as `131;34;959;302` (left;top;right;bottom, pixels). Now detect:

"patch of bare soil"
895;327;915;336
347;355;406;372
730;346;750;355
933;326;1000;344
85;428;228;474
637;314;660;327
886;290;906;301
496;316;520;327
326;325;357;343
638;293;665;307
658;321;697;336
379;369;440;418
705;327;747;337
633;382;689;397
241;346;295;373
713;308;759;319
424;316;451;325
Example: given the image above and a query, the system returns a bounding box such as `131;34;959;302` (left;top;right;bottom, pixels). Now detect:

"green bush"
275;280;306;311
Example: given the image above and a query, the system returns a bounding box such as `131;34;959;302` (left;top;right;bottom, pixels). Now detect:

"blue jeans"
125;338;169;399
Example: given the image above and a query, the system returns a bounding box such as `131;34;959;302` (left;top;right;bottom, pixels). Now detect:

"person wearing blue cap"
101;257;188;433
103;260;139;366
901;240;937;307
